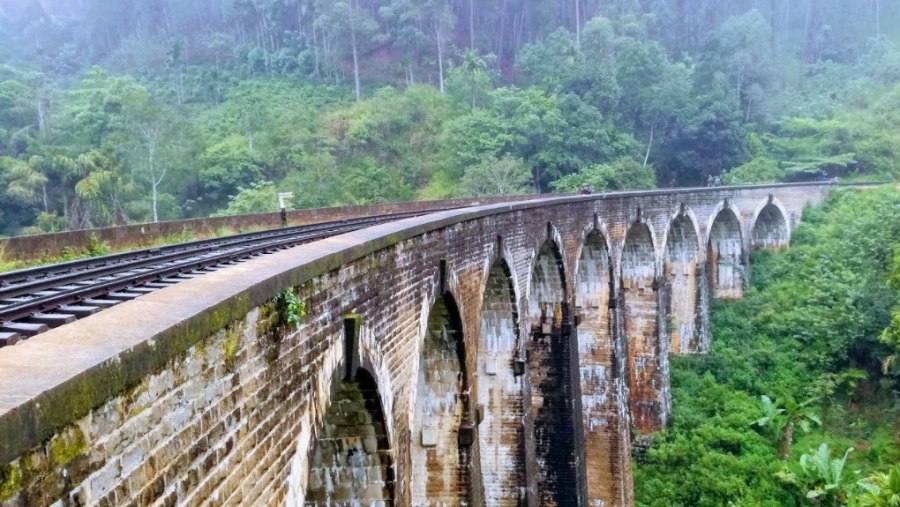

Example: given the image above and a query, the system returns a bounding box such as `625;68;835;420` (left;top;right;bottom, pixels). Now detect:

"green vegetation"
222;324;244;373
634;188;900;506
1;2;899;236
277;289;307;329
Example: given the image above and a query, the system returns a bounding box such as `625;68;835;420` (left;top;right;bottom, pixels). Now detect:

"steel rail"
0;211;425;288
0;209;450;346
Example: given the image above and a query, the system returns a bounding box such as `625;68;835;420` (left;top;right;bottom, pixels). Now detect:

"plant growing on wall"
277;289;306;328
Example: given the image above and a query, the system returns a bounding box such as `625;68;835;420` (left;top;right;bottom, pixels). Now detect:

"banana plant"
753;394;822;459
776;443;855;506
852;465;900;507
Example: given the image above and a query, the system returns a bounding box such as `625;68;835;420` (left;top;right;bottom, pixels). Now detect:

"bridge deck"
0;182;874;506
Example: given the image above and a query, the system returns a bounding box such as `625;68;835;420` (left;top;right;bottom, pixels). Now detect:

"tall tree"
315;0;379;101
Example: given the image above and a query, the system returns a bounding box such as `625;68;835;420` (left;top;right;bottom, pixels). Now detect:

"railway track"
0;210;442;348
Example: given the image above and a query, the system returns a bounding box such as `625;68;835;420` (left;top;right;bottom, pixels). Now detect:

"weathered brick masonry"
0;184;837;507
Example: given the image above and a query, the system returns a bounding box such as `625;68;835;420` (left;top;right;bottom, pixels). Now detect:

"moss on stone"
223;324;243;372
256;300;278;340
0;461;22;500
256;298;285;365
48;427;87;467
123;381;150;418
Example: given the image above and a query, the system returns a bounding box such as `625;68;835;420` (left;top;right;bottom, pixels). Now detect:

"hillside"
0;1;898;236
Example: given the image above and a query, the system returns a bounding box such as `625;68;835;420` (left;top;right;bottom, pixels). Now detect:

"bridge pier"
621;221;668;434
526;239;582;506
663;213;702;355
411;293;470;505
477;259;527;506
575;230;633;507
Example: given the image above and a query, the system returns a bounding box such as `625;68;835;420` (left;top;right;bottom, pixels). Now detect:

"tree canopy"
0;1;898;235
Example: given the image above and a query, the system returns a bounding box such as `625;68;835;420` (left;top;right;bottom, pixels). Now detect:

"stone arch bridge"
0;183;837;506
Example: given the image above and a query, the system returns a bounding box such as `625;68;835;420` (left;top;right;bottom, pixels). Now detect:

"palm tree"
460;50;487;109
74;151;134;227
6;156;48;211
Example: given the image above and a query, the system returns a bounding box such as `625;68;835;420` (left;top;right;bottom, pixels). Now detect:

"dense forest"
0;0;899;235
635;188;900;506
0;2;898;504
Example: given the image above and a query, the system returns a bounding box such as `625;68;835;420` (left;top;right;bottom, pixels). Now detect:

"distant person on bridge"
580;185;593;195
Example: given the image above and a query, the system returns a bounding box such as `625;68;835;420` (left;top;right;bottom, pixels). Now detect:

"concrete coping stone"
0;182;857;464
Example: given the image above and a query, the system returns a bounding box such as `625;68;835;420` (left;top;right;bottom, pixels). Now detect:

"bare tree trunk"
496;0;507;65
312;27;320;77
151;180;159;223
436;21;445;94
875;0;881;37
643;123;655;167
177;67;184;105
469;0;475;50
781;421;794;460
143;124;161;223
351;32;361;101
36;99;46;139
804;0;813;61
351;2;361;102
575;0;581;47
782;0;791;87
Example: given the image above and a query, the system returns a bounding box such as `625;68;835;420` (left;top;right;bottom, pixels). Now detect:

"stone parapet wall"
0;194;545;263
0;183;843;506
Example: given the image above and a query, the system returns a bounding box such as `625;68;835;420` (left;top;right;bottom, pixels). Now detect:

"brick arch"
527;238;568;318
707;205;745;299
661;207;703;264
304;367;396;506
576;229;630;505
750;198;790;250
357;325;399;458
476;258;526;506
411;291;470;505
525;222;570;300
622;221;666;433
663;212;701;355
574;215;613;267
527;238;578;505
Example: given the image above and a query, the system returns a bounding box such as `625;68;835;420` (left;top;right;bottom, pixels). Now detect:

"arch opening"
411;292;469;505
664;214;701;354
576;231;630;505
305;368;395;506
528;239;578;506
621;222;665;433
751;203;789;250
477;259;526;506
707;208;744;299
